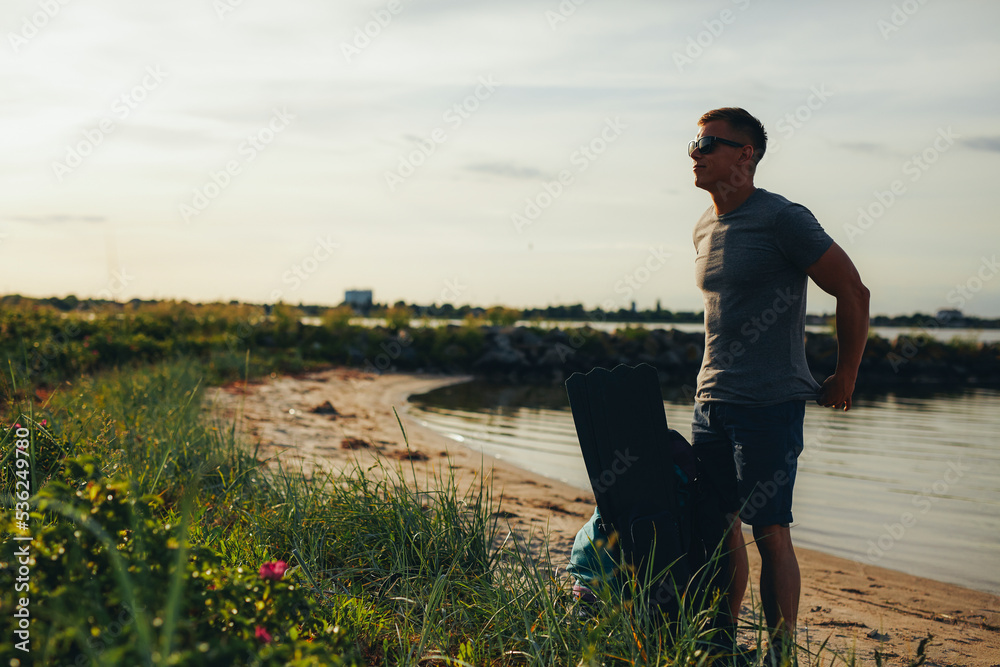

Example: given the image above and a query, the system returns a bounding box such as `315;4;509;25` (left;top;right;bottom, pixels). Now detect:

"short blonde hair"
699;107;767;164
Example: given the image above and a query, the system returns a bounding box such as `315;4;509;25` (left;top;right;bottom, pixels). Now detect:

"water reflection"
410;382;1000;594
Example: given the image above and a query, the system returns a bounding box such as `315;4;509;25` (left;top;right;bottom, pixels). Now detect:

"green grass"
0;354;932;665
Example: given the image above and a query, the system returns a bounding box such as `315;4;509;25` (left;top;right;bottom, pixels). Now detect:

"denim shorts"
691;400;805;527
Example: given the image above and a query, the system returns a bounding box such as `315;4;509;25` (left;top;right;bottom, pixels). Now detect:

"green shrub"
0;455;359;666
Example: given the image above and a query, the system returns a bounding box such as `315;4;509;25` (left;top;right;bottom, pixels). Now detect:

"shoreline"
206;367;1000;665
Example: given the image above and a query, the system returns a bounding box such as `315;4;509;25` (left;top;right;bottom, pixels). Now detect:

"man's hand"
817;373;856;411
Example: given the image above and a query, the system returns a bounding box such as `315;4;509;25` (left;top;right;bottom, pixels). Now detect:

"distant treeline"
4;293;998;328
2;297;998;395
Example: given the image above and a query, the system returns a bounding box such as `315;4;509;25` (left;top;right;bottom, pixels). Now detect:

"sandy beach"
206;368;1000;666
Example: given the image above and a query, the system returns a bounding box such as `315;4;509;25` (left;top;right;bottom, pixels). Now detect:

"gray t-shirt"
693;188;834;405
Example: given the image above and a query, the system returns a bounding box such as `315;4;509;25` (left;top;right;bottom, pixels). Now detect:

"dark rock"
311;400;340;415
390;449;429;461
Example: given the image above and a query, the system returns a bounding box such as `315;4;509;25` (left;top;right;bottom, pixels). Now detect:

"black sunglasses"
688;136;746;157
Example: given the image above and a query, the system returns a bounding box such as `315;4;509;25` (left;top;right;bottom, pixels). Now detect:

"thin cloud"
465;162;546;180
4;215;106;224
959;136;1000;153
836;141;886;154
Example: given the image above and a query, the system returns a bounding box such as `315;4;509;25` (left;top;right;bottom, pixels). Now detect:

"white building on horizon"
345;289;373;312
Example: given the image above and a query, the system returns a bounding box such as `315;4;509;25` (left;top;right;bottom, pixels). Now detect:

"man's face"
690;119;749;192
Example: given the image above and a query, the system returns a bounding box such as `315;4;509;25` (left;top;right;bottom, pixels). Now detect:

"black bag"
565;363;731;623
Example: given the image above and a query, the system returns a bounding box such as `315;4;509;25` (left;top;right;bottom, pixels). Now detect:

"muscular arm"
806;242;870;410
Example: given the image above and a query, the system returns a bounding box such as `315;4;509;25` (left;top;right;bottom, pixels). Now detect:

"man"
689;107;870;657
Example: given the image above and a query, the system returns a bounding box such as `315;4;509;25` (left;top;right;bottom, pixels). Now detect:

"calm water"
409;383;1000;595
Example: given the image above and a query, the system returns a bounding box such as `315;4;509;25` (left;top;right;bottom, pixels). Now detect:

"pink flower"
259;560;288;581
255;626;272;644
40;419;47;427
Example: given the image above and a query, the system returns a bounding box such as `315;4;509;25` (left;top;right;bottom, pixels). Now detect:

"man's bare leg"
725;514;749;621
753;523;800;652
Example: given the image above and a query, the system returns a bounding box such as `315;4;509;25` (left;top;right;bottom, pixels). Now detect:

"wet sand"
206;367;1000;666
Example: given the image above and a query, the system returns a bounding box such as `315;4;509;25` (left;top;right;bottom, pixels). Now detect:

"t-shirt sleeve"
773;204;834;272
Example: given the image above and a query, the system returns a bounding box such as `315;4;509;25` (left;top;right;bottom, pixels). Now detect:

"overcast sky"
2;0;999;316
